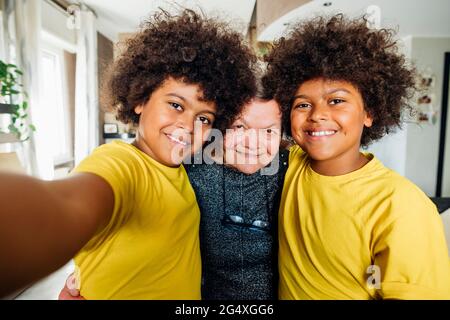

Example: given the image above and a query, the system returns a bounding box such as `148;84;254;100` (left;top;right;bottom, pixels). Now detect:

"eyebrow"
327;88;351;95
293;88;352;100
200;110;216;116
292;94;309;100
165;93;187;101
262;123;278;128
235;118;278;128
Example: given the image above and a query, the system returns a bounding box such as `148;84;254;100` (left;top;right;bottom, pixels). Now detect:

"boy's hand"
58;274;85;300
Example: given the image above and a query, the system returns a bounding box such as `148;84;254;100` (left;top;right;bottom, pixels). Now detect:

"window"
40;44;73;166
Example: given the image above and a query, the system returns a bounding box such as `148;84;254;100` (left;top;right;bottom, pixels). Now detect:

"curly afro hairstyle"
262;14;416;146
104;9;257;131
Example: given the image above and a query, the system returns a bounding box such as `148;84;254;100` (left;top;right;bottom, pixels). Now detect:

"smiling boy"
263;15;450;299
289;78;373;176
0;10;258;299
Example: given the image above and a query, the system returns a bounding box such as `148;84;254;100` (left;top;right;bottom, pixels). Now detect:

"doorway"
436;52;450;197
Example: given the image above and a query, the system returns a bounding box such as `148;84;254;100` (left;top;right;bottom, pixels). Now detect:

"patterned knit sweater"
185;149;289;300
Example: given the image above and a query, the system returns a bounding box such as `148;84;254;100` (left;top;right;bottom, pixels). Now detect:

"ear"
363;112;373;128
134;104;144;115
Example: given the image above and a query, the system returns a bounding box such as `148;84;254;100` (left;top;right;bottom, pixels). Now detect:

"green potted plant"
0;60;35;143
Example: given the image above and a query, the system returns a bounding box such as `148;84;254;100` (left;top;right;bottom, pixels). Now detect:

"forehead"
235;99;281;127
157;77;216;109
158;77;200;93
295;78;360;94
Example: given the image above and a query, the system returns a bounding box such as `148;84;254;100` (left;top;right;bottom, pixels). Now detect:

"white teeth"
237;151;263;157
309;130;336;137
167;134;187;146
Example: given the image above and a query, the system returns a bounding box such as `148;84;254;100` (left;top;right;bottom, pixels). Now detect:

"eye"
169;102;183;111
293;103;311;109
329;98;345;105
197;116;212;125
234;124;244;129
267;128;280;135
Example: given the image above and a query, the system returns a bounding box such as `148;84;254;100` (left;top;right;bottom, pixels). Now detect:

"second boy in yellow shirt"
263;15;450;299
279;146;449;299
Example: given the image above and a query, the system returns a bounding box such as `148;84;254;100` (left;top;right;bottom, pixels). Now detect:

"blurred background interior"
0;0;449;299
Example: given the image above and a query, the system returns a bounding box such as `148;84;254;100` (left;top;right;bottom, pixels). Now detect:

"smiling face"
290;78;373;173
224;98;282;174
133;77;216;167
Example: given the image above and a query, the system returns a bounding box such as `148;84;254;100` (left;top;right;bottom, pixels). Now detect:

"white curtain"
0;1;99;174
74;4;99;165
0;0;54;178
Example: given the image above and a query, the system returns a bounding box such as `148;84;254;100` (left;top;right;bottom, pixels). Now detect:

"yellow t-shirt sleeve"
373;183;450;300
288;144;305;162
71;143;136;248
288;144;302;153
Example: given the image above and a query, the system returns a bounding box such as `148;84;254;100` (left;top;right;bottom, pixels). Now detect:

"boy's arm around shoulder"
0;171;114;298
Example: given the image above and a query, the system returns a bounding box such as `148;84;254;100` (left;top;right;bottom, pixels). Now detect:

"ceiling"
70;0;256;42
70;0;450;43
258;0;450;41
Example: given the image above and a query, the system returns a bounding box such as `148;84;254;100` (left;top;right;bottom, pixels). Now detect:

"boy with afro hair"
263;14;450;299
0;9;258;299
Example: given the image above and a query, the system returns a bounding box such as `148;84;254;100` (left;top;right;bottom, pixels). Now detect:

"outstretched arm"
0;172;114;297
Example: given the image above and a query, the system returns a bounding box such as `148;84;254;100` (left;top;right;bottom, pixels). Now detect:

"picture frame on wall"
414;67;438;125
103;123;119;134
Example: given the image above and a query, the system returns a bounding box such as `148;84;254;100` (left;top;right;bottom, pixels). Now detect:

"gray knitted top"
185;149;289;300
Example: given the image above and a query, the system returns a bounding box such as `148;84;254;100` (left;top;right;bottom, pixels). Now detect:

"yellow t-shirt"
279;145;450;300
72;140;201;299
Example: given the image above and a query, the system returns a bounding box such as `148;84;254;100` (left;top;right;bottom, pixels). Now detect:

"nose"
243;129;259;150
308;103;329;122
177;111;195;133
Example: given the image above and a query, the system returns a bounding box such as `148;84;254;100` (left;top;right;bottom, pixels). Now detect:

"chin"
158;154;184;167
305;150;336;162
233;164;264;175
161;159;182;167
166;148;194;166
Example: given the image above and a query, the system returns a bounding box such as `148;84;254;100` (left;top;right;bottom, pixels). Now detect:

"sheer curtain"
0;0;53;178
0;1;100;175
74;4;99;165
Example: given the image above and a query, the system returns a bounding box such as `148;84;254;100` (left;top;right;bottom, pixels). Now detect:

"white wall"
367;127;408;176
41;0;76;52
405;37;450;196
368;36;450;196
